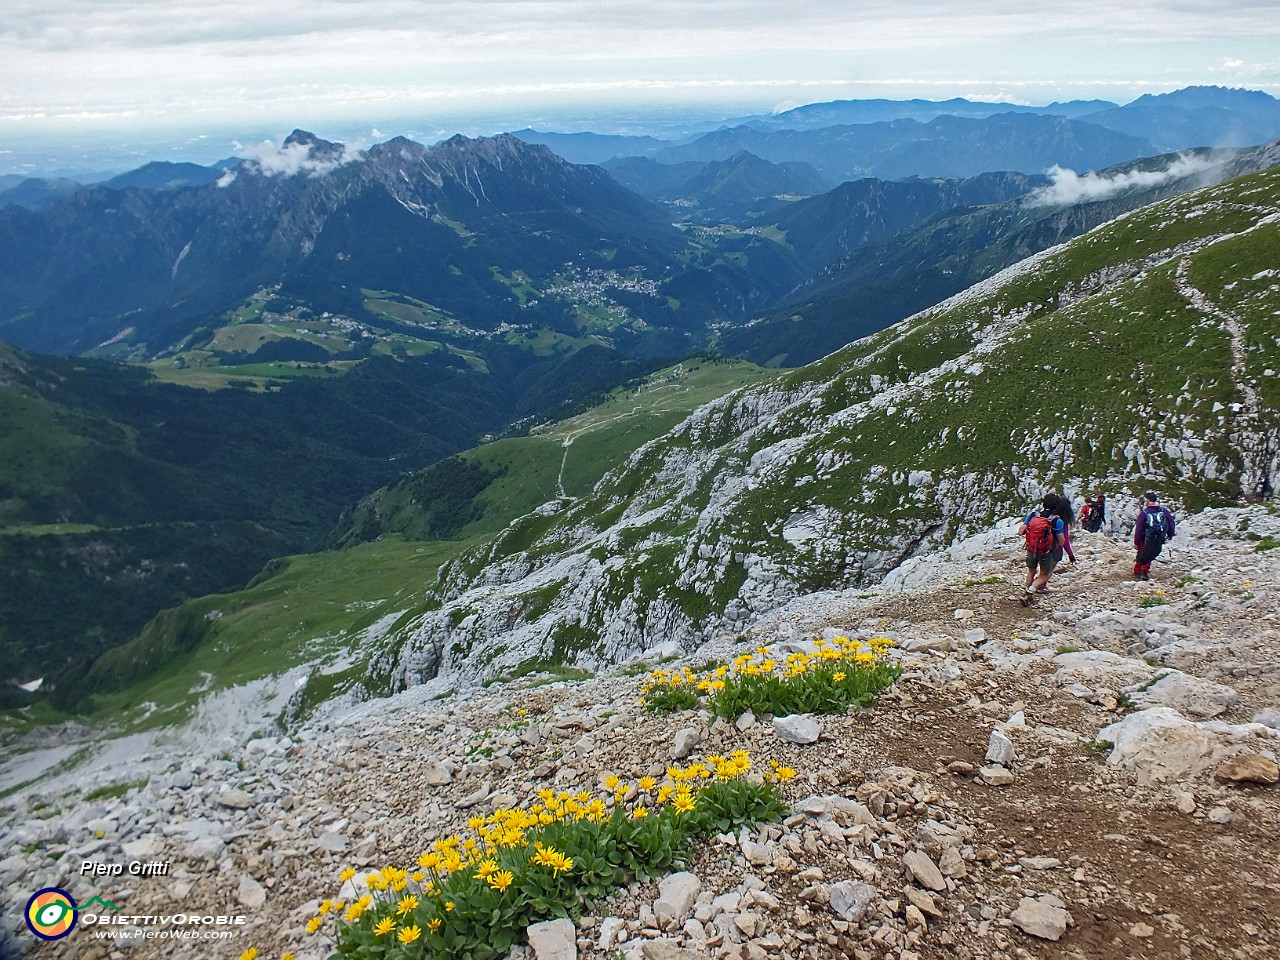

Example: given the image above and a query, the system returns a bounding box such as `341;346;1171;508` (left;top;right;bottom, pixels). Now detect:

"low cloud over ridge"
241;138;365;178
1024;154;1218;206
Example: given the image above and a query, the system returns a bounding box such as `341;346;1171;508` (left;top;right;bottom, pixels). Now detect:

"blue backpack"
1143;508;1169;546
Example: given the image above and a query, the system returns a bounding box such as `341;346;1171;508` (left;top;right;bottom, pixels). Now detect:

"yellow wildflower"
398;924;422;944
342;902;365;922
338;867;356;883
428;918;442;933
488;870;514;891
531;843;574;876
396;895;419;916
632;805;650;819
373;917;396;937
604;774;620;790
833;671;847;682
638;775;656;791
672;790;696;814
238;949;258;960
305;917;323;935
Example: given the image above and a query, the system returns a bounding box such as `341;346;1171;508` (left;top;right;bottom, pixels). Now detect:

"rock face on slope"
372;166;1280;694
4;506;1277;960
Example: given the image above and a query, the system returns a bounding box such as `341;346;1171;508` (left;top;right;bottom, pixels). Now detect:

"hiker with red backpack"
1080;493;1106;533
1017;493;1066;605
1133;492;1175;580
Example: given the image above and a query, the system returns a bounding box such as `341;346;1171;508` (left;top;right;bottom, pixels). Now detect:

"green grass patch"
1083;738;1113;761
0;523;103;536
82;780;148;803
486;660;593;687
77;537;467;732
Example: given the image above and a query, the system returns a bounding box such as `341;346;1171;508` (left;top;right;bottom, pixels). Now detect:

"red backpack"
1024;512;1056;557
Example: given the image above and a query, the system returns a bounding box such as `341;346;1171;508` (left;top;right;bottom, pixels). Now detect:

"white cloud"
1024;153;1218;206
214;168;237;187
243;138;365;178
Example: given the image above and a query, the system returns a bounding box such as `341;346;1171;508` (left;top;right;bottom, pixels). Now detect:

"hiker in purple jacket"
1133;492;1175;580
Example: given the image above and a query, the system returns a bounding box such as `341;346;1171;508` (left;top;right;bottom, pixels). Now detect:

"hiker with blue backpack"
1133;492;1175;580
1017;493;1066;605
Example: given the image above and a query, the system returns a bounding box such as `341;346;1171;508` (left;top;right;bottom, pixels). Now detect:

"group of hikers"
1016;490;1175;604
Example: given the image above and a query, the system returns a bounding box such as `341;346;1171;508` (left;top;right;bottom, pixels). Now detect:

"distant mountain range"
757;96;1121;128
723;141;1280;364
649;113;1156;182
602;151;836;224
5;122;1277;375
0;130;800;359
1082;85;1280;151
512;86;1280;167
0;161;235;211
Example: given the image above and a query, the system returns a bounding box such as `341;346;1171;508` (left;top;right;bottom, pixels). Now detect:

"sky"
2;0;1279;174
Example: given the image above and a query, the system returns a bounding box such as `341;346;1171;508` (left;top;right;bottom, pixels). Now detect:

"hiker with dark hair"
1017;493;1065;604
1052;494;1077;569
1133;492;1175;580
1080;493;1106;533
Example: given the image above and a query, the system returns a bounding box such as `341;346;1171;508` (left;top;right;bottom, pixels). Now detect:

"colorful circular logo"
26;887;78;941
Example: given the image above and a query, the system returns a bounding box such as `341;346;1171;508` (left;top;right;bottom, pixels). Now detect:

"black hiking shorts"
1136;541;1163;566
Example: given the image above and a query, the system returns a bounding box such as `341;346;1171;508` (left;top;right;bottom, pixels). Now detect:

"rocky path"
4;507;1278;960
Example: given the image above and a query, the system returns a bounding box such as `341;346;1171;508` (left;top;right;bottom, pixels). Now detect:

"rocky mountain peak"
433;131;561;167
282;128;346;159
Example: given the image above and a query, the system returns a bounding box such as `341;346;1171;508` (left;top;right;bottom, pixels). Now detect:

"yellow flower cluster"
642;635;894;700
304;747;782;950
